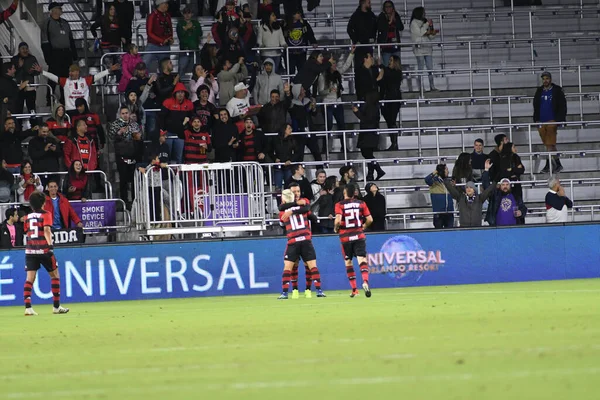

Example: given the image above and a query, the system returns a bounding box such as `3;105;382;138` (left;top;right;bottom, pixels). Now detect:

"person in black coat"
258;88;292;134
364;182;386;231
267;123;295;189
292;50;331;96
379;55;403;150
316;175;337;233
346;0;378;60
377;1;404;66
112;0;134;47
354;52;383;101
0;61;21;115
353;90;385;181
11;43;40;114
27;123;61;179
211;108;239;162
0;207;23;249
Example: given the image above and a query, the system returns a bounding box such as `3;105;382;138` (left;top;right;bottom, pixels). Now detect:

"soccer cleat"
53;306;70;314
350;289;360;298
362;282;372;298
24;308;38;316
305;289;312;299
316;290;327;298
277;292;288;300
291;289;299;299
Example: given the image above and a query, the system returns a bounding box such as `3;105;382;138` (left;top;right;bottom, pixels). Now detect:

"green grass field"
1;279;600;400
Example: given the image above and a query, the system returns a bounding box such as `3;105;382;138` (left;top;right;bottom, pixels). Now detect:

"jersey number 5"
30;221;39;239
344;209;361;228
289;214;306;230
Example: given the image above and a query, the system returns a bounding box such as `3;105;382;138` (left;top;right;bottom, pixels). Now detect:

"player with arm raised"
278;185;326;300
334;182;373;298
23;191;69;315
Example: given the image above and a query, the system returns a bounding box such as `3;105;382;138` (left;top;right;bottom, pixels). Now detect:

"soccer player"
278;185;325;299
23;191;69;315
334;182;373;298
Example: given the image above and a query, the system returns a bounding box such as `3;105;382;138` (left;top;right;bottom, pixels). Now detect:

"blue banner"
0;224;599;306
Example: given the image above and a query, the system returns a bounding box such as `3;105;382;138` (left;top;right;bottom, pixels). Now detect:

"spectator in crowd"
452;152;474;190
285;164;313;200
488;133;508;170
158;83;195;164
193;84;218;130
355;52;383;101
533;71;567;173
410;6;437;92
379;55;403;151
213;0;242;44
483;176;527;227
238;117;268;162
126;63;159;141
444;159;495;227
258;87;292;133
28;123;62;186
425;163;454;229
218;57;249;106
44;179;83;230
200;42;219;75
190;64;219;105
0;207;23;248
90;3;124;81
64;119;98;173
363;182;386;231
318;47;355;151
352;91;385;181
112;0;135;47
46;103;71;142
154;58;178;108
0;0;17;27
212;108;239;162
62;160;92;201
493;141;524;182
154;130;170;165
217;26;247;65
258;0;273;20
347;0;377;60
471;138;487;182
123;85;153;129
138;153;171;222
257;12;286;73
226;82;252;124
334;166;357;203
1;117;29;173
283;10;317;75
118;44;143;92
12;42;39;114
293;50;330;96
177;7;204;75
316;175;337;233
310;169;326;205
41;2;78;106
545;177;573;223
0;160;15;203
0;62;27;115
72;98;106;152
270;123;295;188
17;161;43;203
254;58;284;106
109;106;142;205
377;1;404;66
183;115;212;164
33;63;118;114
144;0;174;72
289;85;321;166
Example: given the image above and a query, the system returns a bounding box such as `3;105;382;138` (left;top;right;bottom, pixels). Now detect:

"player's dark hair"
287;182;300;189
29;191;46;212
345;182;357;198
5;207;17;220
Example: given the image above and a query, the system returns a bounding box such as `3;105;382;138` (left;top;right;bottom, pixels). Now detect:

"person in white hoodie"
189;63;219;104
257;12;287;73
410;6;437;92
226;82;251;123
254;58;284;105
545;177;573;223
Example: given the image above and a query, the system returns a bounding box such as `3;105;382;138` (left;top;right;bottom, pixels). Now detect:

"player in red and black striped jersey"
335;182;374;298
22;191;69;316
277;183;326;299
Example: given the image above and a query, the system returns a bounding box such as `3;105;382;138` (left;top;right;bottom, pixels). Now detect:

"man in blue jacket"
425;163;454;229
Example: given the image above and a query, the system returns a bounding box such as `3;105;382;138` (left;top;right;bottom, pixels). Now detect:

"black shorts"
284;240;317;263
341;239;367;261
25;254;58;273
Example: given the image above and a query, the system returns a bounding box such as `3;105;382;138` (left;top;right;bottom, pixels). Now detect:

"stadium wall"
0;223;598;306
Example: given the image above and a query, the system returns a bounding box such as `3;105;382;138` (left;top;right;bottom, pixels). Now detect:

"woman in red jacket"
62;160;92;201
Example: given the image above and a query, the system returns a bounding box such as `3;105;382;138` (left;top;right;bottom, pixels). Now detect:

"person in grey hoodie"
253;58;284;105
217;56;248;106
443;159;495;227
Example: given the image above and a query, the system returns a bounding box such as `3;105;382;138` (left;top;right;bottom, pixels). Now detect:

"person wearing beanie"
143;0;173;72
11;42;40;114
533;71;567;173
363;182;386;231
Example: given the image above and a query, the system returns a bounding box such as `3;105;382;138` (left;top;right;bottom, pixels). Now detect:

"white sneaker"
24;308;38;316
53;306;70;314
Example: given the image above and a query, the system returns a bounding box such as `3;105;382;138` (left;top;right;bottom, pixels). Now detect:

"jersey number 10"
290;214;306;230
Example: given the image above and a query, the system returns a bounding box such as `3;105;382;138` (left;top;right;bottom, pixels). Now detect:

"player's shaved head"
29;191;46;212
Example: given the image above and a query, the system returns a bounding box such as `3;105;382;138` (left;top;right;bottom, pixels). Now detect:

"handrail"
10;170;113;201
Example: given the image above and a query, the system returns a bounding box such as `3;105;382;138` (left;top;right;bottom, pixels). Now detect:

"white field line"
5;366;600;398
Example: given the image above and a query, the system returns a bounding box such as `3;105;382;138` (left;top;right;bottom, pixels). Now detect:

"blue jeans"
143;43;168;73
382;51;401;67
326;103;346;149
178;51;196;75
273;166;292;189
415;55;435;89
166;137;185;164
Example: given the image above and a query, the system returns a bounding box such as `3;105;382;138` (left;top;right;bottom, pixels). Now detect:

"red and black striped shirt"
74;136;92;169
25;211;53;255
71;113;102;147
240;131;257;161
184;129;212;164
335;199;371;243
280;201;313;245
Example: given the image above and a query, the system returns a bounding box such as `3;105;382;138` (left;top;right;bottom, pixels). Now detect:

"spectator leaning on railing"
425;164;454;229
17;161;44;203
62;160;92;202
545;177;573;223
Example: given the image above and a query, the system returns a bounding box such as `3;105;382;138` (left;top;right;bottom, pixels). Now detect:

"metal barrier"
133;162;266;237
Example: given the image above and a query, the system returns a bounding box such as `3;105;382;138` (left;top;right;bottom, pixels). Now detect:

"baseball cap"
499;178;511;184
541;71;552;79
48;2;62;11
234;82;249;92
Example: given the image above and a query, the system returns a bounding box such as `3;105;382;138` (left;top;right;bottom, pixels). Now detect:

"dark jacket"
211;112;238;162
193;100;218;130
268;133;295;163
317;193;335;228
444;173;495;227
380;66;403;101
347;6;378;45
258;94;292;134
0;71;19;114
284;175;313;201
28;135;62;173
237;129;267;160
284;18;317;53
482;173;528;227
11;53;40;85
490;151;524;182
425;172;454;213
533;83;567;122
112;0;134;40
364;183;386;231
353;94;380;150
90;15;122;48
154;72;177;106
355;64;380;101
377;11;404;51
0;220;24;248
292;58;331;94
158;82;194;139
0;128;31;166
